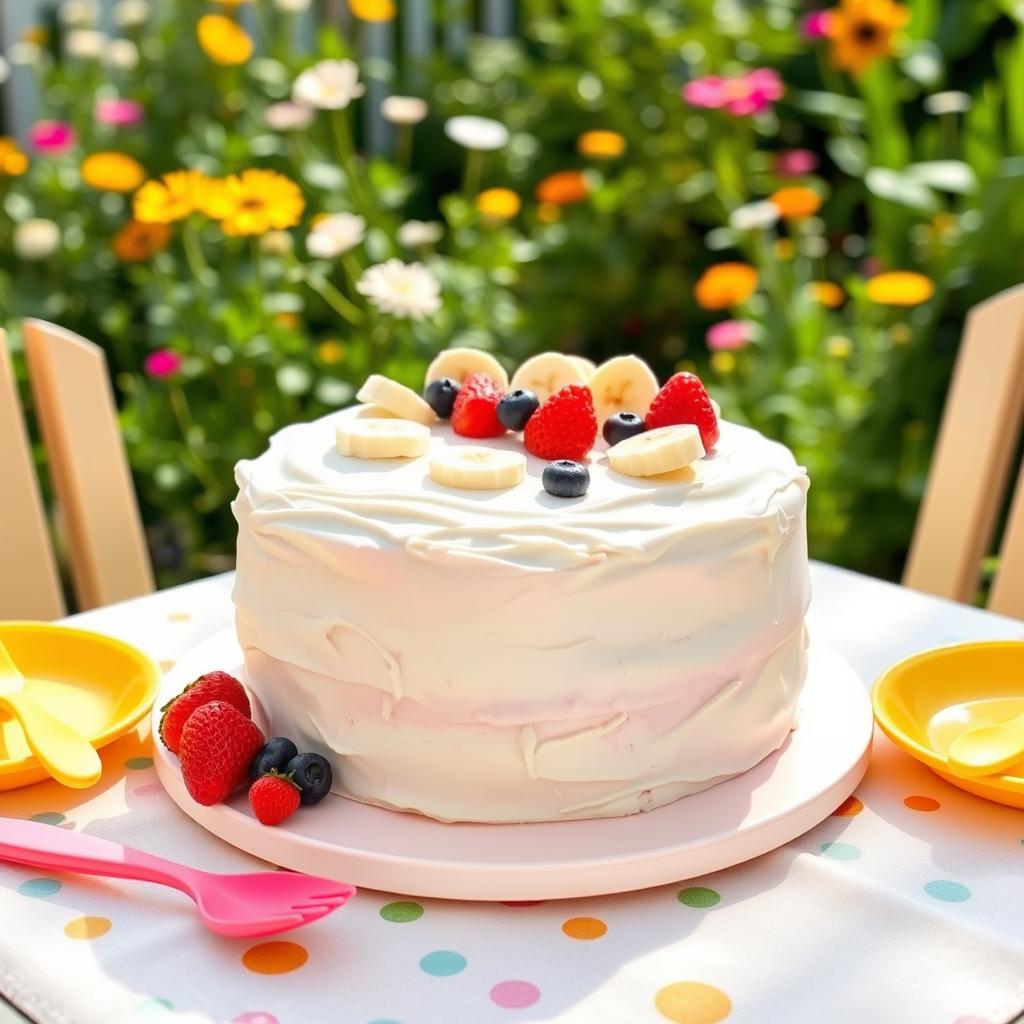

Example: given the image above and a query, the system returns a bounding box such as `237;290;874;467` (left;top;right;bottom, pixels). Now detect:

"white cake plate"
153;631;872;901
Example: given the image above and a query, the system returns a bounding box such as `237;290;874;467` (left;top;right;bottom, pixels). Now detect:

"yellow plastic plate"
872;640;1024;809
0;622;160;791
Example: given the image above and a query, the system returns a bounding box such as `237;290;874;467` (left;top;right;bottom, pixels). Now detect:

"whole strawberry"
249;771;302;826
451;372;506;438
524;384;597;461
645;372;719;451
159;670;251;755
179;700;265;806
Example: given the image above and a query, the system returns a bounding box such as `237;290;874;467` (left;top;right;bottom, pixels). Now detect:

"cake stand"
153;631;872;900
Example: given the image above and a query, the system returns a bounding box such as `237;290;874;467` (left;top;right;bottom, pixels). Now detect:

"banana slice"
587;355;660;427
425;348;509;389
570;356;597;380
510;352;587;405
607;424;705;477
429;445;526;490
356;374;436;426
336;418;431;459
354;403;399;419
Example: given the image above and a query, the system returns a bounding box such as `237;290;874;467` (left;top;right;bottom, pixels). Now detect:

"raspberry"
523;385;598;461
179;701;265;806
159;670;251;755
451;372;506;438
645;372;719;450
248;771;302;826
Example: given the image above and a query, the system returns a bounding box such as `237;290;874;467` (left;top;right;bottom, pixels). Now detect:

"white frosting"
232;406;811;822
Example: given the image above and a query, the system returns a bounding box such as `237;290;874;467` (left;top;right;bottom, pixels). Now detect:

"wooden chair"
904;285;1024;619
0;321;153;619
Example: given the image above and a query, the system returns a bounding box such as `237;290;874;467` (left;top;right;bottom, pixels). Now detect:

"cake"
232;351;811;823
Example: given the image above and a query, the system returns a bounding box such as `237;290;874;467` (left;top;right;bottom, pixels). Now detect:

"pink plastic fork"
0;818;355;937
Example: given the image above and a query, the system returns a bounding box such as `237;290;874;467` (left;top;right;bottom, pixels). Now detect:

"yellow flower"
134;170;219;224
349;0;396;21
695;263;759;310
770;186;821;220
827;0;909;75
0;138;29;176
317;340;346;364
710;351;736;375
536;170;589;206
865;271;935;306
536;202;563;223
81;152;145;192
773;238;795;261
112;220;171;262
196;14;253;66
578;130;626;159
808;281;845;308
476;188;521;220
826;335;853;359
209;169;305;236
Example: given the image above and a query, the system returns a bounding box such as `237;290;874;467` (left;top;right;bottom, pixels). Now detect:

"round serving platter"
153;630;872;900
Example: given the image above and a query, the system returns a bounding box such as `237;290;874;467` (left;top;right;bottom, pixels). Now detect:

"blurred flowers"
306;212;365;258
29;121;76;156
770;186;822;220
444;116;509;151
730;201;779;232
349;0;397;21
0;138;29;176
380;95;428;125
210;170;305;236
682;69;783;116
113;0;150;27
536;171;589;205
801;11;832;39
695;263;759;310
476;188;521;220
14;219;61;261
398;221;444;248
825;0;909;75
292;59;364;110
707;320;752;351
134;170;217;223
578;130;627;159
65;30;107;60
865;271;935;305
774;149;818;177
113;220;171;262
81;152;145;192
264;101;315;132
356;260;441;319
196;15;254;66
144;349;183;378
808;282;846;308
95;98;144;126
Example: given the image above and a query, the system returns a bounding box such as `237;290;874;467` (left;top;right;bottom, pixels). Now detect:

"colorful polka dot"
233;1014;279;1024
562;916;607;940
677;886;721;908
125;756;154;770
419;950;467;976
30;811;66;826
925;880;970;903
904;795;940;812
64;916;112;939
380;900;423;923
655;981;732;1023
820;841;860;860
18;877;61;898
242;941;308;974
134;784;164;797
490;980;540;1009
832;795;863;817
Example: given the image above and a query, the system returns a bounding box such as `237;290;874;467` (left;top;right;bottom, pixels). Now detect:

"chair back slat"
22;319;153;611
903;285;1024;607
0;329;66;619
989;463;1024;619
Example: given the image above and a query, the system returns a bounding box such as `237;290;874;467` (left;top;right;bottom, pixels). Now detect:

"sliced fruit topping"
356;374;437;426
179;700;265;807
523;384;598;461
602;411;646;447
607;424;705;478
159;670;250;755
249;770;302;826
336;418;431;459
286;752;334;806
354;403;400;419
249;736;299;780
424;377;460;419
496;389;540;432
425;347;509;390
587;354;660;427
510;352;587;405
429;445;526;490
451;372;506;438
542;460;590;498
645;371;720;450
570;355;597;380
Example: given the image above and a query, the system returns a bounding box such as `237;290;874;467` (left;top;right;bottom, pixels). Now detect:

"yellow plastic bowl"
872;640;1024;809
0;621;160;791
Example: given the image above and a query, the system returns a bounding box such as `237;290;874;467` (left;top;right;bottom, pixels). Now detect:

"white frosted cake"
232;352;810;823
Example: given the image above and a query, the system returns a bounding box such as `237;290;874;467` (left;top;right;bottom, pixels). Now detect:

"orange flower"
578;130;626;159
827;0;909;75
196;14;253;65
694;263;759;310
0;138;29;177
808;281;845;308
134;170;220;224
112;220;171;262
207;169;304;236
349;0;396;21
81;152;145;192
865;271;935;306
770;186;822;220
476;188;521;220
535;170;589;206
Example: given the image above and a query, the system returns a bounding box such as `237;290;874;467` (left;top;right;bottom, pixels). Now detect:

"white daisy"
264;100;315;132
274;0;312;9
14;219;61;261
65;29;107;60
356;260;442;320
292;59;365;111
398;220;444;248
729;200;779;232
8;43;43;67
443;115;509;151
59;0;99;25
113;0;150;27
307;212;366;259
105;38;139;69
923;91;971;116
381;95;428;126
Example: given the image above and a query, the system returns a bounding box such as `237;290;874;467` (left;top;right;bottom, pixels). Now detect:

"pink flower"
682;76;728;109
144;349;183;378
95;98;144;127
774;148;818;177
28;120;76;155
682;69;784;117
801;10;832;39
707;320;752;351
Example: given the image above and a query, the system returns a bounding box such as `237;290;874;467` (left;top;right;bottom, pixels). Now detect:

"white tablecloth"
1;564;1022;1024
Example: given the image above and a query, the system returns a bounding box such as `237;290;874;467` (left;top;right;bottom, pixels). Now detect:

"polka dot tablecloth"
1;566;1024;1024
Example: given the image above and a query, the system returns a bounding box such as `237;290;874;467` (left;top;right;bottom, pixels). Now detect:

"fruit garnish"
496;389;540;432
356;374;436;426
425;347;509;390
159;671;250;755
424;377;460;419
523;384;598;461
451;372;506;438
336;418;430;459
602;411;646;447
587;355;659;427
249;737;299;780
645;371;720;450
429;445;525;490
286;752;333;806
569;355;596;380
179;700;265;807
542;460;590;498
510;352;587;405
607;424;705;477
248;770;302;826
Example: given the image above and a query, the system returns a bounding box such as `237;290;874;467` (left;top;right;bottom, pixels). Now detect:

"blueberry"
424;377;460;419
542;460;590;498
497;389;540;432
603;412;646;447
249;737;299;780
286;752;334;805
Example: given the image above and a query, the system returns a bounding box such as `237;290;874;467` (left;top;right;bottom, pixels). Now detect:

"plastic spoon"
946;709;1024;778
0;639;102;788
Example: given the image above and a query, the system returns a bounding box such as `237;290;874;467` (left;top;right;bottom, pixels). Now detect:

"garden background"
1;0;1022;591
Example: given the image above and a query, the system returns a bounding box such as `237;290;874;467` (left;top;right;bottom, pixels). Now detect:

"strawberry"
248;771;302;826
524;384;598;461
159;670;251;755
645;371;720;450
179;700;265;806
451;372;506;438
